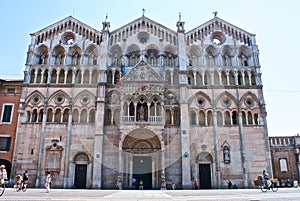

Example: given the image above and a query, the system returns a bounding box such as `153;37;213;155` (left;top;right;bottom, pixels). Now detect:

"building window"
7;88;16;94
1;104;14;123
279;158;288;172
0;136;11;151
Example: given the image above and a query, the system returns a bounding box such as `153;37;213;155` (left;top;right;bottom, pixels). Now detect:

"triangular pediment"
186;16;255;38
121;60;164;83
111;16;176;35
31;16;101;37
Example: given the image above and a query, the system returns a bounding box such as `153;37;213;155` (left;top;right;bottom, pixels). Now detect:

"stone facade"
12;13;272;189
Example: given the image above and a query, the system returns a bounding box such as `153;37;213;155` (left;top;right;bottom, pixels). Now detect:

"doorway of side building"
199;164;212;189
133;156;152;189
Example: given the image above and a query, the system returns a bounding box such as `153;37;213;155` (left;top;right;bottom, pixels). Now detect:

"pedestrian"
45;171;51;193
116;178;122;190
227;179;232;189
139;179;143;190
172;182;176;190
132;177;136;189
193;180;198;190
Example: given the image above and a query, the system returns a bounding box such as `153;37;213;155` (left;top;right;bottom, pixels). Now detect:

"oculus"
211;31;225;45
62;32;75;45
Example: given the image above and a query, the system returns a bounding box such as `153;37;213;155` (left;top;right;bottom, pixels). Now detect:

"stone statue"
139;106;145;121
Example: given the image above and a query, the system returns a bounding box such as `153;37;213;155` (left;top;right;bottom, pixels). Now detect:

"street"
1;187;299;201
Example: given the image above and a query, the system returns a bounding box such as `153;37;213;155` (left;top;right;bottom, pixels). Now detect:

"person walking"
227;179;232;189
45;171;51;193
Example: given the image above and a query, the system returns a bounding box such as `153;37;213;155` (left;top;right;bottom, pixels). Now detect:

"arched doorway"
196;152;213;189
74;153;89;189
122;129;162;189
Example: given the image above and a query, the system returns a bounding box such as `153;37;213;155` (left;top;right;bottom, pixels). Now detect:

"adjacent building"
0;79;23;179
11;12;272;189
269;135;300;187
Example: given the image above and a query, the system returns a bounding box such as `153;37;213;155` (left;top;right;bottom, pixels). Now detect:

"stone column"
36;108;47;187
238;111;248;188
63;107;73;188
213;111;220;188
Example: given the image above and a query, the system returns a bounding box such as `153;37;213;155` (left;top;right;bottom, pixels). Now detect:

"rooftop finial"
142;8;146;17
213;11;218;17
105;13;108;21
179;12;182;22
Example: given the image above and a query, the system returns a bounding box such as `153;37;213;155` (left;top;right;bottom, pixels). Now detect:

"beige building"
12;12;272;189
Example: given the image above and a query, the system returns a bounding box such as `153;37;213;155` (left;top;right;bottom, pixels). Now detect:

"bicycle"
15;181;27;192
254;177;278;192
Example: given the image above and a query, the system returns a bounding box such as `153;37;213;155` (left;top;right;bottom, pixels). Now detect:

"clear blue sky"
0;0;299;136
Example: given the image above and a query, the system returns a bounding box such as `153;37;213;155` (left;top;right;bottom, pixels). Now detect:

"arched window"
190;111;196;125
105;109;111;125
89;109;95;123
75;70;81;84
247;111;253;125
63;109;69;123
47;108;53;122
26;111;30;122
32;109;38;122
254;113;259;125
199;110;205;126
54;109;61;123
80;109;87;123
242;111;247;124
224;111;231;125
83;70;89;84
207;111;213;126
38;109;44;122
165;109;171;125
174;108;180;125
232;111;238;125
72;109;79;123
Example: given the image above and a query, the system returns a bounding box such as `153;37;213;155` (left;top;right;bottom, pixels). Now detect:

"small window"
279;158;288;172
1;104;14;123
7;88;15;94
0;136;11;151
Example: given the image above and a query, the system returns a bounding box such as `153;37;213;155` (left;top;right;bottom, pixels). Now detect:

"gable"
121;60;164;82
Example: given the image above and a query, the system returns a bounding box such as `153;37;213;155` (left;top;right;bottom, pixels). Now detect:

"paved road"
1;187;299;201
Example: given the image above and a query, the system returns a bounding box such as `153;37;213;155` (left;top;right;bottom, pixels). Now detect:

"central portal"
133;156;152;189
122;128;162;189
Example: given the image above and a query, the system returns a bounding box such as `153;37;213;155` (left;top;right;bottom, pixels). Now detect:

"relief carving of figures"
111;93;119;104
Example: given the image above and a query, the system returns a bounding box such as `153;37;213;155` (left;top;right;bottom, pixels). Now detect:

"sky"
0;0;299;136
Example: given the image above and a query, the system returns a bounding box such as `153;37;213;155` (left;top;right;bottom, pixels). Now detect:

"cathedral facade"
12;12;272;189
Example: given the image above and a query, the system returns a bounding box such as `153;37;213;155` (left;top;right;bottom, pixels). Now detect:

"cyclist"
262;170;271;189
16;174;23;191
22;170;29;189
0;165;7;184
